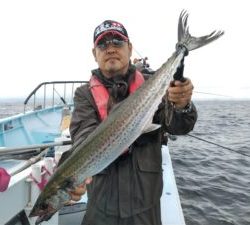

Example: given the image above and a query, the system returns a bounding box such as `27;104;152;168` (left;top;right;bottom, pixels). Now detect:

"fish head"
29;201;57;224
34;211;57;225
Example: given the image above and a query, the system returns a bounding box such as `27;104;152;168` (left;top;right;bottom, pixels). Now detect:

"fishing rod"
186;134;250;158
0;140;72;157
0;140;73;192
0;150;47;192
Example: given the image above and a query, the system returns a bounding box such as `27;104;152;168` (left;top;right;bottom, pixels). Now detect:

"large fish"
29;10;224;224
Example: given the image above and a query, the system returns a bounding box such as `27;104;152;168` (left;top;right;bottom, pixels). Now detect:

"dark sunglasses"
96;38;127;50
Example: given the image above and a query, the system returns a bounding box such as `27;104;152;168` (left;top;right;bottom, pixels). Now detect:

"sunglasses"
96;38;127;50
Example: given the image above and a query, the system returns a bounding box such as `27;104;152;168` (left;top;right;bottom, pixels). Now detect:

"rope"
187;134;250;157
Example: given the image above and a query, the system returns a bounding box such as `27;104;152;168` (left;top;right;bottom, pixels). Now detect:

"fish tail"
177;10;224;54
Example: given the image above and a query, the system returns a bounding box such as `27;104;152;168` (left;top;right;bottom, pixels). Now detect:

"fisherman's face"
92;34;132;78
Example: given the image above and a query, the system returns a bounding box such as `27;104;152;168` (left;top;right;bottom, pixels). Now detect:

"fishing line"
132;46;144;59
187;134;250;157
194;91;233;98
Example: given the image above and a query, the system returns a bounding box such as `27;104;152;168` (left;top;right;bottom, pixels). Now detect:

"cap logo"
94;22;125;37
93;20;128;43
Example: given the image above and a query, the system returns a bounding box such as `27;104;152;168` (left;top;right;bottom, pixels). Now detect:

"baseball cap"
93;20;129;46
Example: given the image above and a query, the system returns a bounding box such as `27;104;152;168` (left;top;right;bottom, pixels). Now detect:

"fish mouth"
34;211;57;225
29;204;57;225
29;203;56;217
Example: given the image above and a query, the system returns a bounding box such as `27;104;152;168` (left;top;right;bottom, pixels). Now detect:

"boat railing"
23;81;88;113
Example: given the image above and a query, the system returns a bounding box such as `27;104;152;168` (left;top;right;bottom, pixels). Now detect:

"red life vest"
90;70;145;121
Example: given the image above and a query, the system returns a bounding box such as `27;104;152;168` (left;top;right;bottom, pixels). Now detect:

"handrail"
23;81;88;113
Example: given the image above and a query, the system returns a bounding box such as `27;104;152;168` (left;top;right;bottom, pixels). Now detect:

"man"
68;20;197;225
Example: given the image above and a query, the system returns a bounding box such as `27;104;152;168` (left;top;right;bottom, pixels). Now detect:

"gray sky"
0;0;249;99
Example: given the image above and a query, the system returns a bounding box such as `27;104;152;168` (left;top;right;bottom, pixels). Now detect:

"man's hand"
167;78;194;109
68;177;92;203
